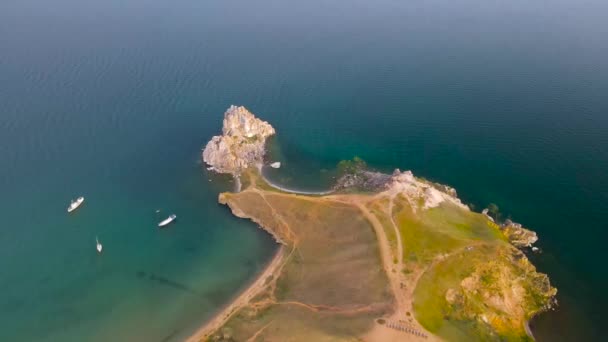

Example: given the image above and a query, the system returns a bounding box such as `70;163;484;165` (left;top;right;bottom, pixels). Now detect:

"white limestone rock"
386;169;469;211
203;106;275;174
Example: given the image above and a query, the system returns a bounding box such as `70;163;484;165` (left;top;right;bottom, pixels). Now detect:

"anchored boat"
67;197;84;213
158;214;177;228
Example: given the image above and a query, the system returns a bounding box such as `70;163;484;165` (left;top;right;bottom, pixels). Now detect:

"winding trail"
388;194;404;273
354;202;407;310
188;171;437;341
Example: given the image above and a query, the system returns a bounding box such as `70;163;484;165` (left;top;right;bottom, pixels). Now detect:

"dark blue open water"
1;0;606;341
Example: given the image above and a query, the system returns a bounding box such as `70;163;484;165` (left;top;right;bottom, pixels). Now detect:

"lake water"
1;0;606;341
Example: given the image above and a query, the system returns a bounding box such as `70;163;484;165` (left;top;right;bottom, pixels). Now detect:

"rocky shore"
334;164;468;211
202;105;275;175
499;219;539;248
197;107;556;342
335;162;542;249
203;106;544;253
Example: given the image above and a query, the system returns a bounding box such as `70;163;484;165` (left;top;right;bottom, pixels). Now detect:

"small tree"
487;203;501;220
337;156;367;175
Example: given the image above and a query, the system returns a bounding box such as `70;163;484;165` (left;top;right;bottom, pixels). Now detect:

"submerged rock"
202;106;275;175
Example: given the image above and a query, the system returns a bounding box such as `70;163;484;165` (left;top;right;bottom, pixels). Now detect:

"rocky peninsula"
192;106;556;342
202;105;275;175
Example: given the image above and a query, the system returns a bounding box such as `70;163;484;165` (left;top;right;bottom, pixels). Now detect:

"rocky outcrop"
203;106;275;175
333;170;392;192
444;246;556;337
500;219;539;248
386;169;469;210
333;165;468;211
481;208;495;222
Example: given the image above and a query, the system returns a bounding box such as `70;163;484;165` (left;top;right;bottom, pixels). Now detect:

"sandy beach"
186;246;285;342
259;165;334;196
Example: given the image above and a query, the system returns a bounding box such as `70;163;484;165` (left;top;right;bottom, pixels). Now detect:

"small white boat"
270;162;281;169
158;214;177;228
67;196;85;213
96;236;103;253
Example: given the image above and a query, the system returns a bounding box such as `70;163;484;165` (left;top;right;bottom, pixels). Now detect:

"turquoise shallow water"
1;0;607;341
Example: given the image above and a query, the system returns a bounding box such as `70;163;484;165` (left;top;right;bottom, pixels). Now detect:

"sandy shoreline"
186;246;285;342
185;169;307;342
259;165;334;195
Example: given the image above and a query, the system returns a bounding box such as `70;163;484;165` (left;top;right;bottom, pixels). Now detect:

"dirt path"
354;202;406;309
188;175;437;341
354;199;438;341
388;195;404;273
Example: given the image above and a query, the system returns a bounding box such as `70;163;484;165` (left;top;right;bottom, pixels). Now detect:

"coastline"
186;169;322;341
525;320;535;341
186;168;328;341
196;102;556;341
258;165;334;195
186;246;285;342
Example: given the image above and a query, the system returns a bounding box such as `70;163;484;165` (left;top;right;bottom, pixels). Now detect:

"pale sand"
259;165;334;195
185;246;285;342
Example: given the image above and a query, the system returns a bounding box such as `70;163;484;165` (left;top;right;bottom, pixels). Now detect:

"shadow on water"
159;329;178;342
135;271;229;307
135;270;242;342
136;271;197;295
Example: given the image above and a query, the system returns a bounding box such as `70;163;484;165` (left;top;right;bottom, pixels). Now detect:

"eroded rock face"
333;171;392;192
203;106;275;175
386;169;469;211
500;219;539;248
333;166;469;210
444;247;556;336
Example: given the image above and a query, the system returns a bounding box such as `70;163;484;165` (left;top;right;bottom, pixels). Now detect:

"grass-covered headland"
197;167;555;342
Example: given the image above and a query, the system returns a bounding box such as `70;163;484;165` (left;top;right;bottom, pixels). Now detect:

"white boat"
158;214;177;228
67;196;85;213
96;236;103;253
270;162;281;169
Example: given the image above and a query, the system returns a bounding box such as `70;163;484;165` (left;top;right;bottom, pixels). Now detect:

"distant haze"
1;0;606;340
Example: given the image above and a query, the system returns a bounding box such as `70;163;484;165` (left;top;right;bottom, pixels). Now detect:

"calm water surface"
1;0;606;341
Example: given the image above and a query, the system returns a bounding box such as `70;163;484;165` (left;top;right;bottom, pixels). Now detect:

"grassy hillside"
201;170;555;341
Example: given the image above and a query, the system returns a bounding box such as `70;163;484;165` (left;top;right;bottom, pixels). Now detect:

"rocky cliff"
333;164;469;211
500;219;539;248
202;106;275;175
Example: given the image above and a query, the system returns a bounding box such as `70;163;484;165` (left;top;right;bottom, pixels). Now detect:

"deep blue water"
1;0;607;341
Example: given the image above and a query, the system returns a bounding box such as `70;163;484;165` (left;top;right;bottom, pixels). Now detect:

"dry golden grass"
199;170;554;342
210;174;393;341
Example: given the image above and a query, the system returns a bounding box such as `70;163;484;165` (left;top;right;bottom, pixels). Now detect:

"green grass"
412;244;541;341
413;246;499;341
394;205;467;265
216;171;552;342
422;203;506;243
389;195;540;341
368;201;398;253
